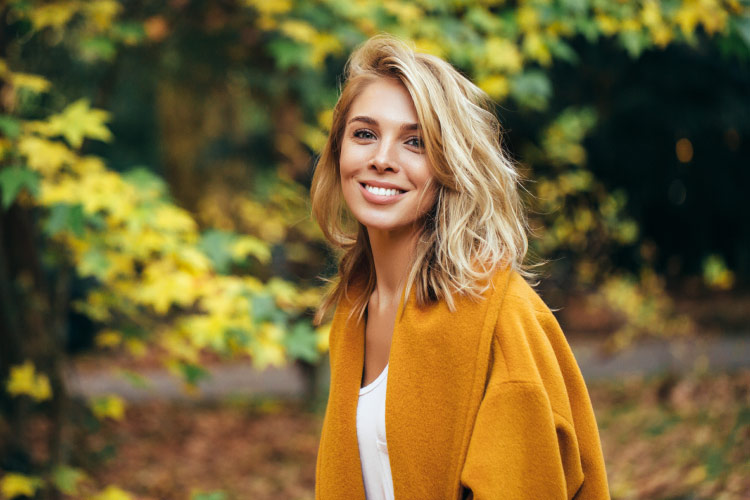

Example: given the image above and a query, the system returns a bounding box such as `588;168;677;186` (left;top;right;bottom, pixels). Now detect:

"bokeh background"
1;0;749;499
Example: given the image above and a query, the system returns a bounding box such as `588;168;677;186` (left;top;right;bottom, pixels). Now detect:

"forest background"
1;0;749;499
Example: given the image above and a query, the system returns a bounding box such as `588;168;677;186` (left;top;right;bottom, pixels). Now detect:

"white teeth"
364;184;402;197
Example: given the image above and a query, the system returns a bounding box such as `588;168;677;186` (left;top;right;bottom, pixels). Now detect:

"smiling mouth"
360;183;406;197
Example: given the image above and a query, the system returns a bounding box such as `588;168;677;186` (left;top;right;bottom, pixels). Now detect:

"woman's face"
339;77;436;238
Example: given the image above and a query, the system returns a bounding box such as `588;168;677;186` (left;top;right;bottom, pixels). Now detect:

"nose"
370;138;399;173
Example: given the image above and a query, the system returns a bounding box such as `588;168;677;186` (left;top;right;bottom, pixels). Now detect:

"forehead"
347;77;419;125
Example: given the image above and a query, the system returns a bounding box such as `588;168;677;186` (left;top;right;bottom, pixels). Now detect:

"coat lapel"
386;268;510;499
317;283;368;499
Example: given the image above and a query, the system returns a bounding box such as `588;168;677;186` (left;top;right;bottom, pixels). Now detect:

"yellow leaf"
89;394;126;421
478;74;510;100
640;0;663;28
522;32;552;66
266;277;299;309
5;360;52;401
250;323;286;369
317;108;334;131
0;473;41;499
316;323;331;353
300;124;327;153
231;235;271;264
484;37;523;73
161;332;200;363
28;2;80;30
517;5;539;32
78;170;131;214
595;13;619;36
383;1;423;24
684;464;706;486
90;485;134;500
82;0;123;31
279;20;317;43
175;247;212;274
18;136;78;175
413;38;445;58
256;14;277;31
153;204;197;233
674;3;700;35
9;72;52;93
0;138;12;159
310;32;343;68
95;329;122;348
124;338;148;358
650;23;674;48
179;314;226;350
39;174;79;206
620;18;641;32
46;99;113;149
245;0;292;16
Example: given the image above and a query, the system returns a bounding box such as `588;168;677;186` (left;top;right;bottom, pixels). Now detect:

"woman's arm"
459;339;583;499
460;277;610;500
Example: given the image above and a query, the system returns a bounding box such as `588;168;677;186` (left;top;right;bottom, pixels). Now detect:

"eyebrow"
348;115;420;131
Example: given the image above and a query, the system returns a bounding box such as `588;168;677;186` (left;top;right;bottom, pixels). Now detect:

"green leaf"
510;70;552;111
52;465;87;495
732;15;750;50
191;491;228;500
0;115;22;138
250;293;285;325
284;320;320;363
79;247;110;278
547;38;579;64
113;21;146;44
44;203;85;236
123;167;167;195
619;30;648;58
117;369;152;390
268;39;312;70
0;166;39;209
199;229;237;274
78;36;118;62
178;361;210;386
560;0;588;13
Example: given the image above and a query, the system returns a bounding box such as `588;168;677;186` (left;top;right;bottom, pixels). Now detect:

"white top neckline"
359;363;389;396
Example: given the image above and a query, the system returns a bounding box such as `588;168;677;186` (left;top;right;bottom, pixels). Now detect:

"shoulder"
491;269;577;390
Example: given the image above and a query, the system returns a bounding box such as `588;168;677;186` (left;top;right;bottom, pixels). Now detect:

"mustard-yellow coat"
315;267;611;499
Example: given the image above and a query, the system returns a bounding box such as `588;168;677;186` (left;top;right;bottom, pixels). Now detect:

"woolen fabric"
315;266;611;499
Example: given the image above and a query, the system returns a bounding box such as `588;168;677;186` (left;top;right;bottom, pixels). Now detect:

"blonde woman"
311;34;610;500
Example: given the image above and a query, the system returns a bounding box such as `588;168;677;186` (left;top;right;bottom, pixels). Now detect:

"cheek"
339;143;362;178
412;161;435;191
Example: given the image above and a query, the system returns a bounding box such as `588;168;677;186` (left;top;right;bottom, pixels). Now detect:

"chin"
362;219;419;235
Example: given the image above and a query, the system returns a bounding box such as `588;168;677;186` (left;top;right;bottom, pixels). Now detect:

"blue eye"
407;137;424;148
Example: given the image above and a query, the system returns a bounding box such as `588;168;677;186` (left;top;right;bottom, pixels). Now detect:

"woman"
310;34;610;500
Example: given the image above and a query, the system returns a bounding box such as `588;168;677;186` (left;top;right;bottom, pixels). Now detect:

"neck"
366;225;419;311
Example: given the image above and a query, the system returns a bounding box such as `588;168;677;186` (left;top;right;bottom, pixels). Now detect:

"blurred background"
1;0;749;498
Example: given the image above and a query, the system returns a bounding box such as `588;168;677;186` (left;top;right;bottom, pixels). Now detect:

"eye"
406;136;424;149
353;129;376;140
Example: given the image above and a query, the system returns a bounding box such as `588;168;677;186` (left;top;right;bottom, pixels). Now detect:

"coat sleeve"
459;285;610;500
459;353;583;499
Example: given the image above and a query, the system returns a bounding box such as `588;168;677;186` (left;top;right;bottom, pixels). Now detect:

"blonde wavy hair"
311;33;536;325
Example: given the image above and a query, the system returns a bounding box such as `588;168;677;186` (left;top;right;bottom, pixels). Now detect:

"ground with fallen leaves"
59;368;747;500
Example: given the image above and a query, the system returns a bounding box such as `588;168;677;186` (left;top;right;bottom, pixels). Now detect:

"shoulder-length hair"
310;33;536;325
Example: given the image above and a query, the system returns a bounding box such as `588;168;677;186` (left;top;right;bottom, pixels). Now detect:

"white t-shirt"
356;364;395;500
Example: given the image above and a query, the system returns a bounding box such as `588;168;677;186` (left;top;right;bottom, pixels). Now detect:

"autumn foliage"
1;0;748;498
